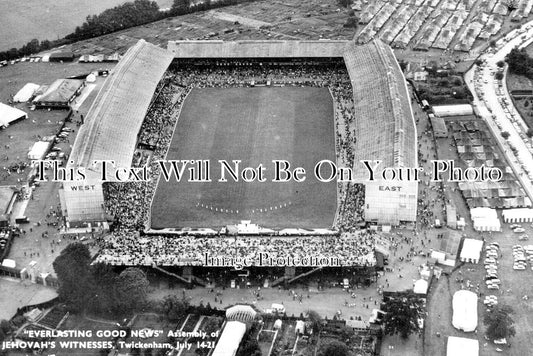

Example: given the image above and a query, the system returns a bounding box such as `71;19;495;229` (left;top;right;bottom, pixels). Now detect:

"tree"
307;310;323;334
53;243;94;312
0;320;10;335
115;268;149;313
398;60;408;72
497;60;505;68
382;296;423;339
505;47;532;76
203;316;222;336
318;340;350;356
484;305;516;340
343;17;358;28
160;295;189;322
505;0;519;11
526;128;533;137
501;131;510;139
89;263;119;315
495;72;504;80
338;0;352;7
236;338;261;356
171;0;191;15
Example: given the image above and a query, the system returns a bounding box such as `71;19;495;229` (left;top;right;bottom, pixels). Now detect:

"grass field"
0;0;173;51
151;87;337;229
0;61;111;186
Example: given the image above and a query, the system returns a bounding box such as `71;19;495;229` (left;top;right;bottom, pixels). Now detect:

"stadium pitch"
151;86;337;229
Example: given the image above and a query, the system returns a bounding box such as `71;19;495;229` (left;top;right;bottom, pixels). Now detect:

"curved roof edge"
343;39;417;179
69;40;174;171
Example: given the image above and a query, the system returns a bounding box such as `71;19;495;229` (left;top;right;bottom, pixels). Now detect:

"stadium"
58;37;418;275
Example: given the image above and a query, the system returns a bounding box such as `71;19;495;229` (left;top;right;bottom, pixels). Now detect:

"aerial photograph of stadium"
1;0;533;355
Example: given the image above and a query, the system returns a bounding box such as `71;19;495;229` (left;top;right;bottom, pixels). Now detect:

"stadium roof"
344;39;417;181
69;40;174;172
167;40;349;58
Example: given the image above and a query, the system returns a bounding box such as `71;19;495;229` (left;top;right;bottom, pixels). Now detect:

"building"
49;52;75;62
346;39;418;225
60;40;174;225
61;38;418;227
432;104;474;117
212;321;247;356
32;79;85;108
430;114;448;138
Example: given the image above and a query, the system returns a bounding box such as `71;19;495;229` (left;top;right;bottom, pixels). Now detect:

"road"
465;20;533;202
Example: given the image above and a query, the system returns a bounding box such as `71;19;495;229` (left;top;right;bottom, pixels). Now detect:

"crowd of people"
94;230;378;267
100;59;371;266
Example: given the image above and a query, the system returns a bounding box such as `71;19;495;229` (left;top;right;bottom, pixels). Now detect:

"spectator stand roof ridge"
69;40;174;173
344;39;417;181
167;40;349;58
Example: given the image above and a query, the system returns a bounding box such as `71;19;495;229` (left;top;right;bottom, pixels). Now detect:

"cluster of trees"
484;304;516;341
0;39;55;62
381;295;423;339
53;243;149;315
65;0;162;42
236;323;262;356
0;0;257;61
506;47;533;78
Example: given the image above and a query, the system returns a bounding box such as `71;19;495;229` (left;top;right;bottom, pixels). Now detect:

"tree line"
0;0;257;62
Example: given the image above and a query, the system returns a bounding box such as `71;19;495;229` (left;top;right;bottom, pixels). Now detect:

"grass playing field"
151;86;337;229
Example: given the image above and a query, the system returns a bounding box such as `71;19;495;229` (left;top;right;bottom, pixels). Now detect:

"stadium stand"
344;39;418;225
61;40;174;223
59;38;417;268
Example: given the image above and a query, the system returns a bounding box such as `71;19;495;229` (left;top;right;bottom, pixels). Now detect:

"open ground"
151;86;337;229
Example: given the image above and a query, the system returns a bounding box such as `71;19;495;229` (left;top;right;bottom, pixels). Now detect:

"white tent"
13;83;40;102
502;208;533;223
28;141;51;160
273;319;282;329
447;336;479;356
470;207;501;232
1;259;16;268
212;321;246;356
295;320;305;334
460;239;483;263
452;290;478;332
433;104;474;117
86;73;97;83
0;103;27;127
226;304;257;321
413;279;428;294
